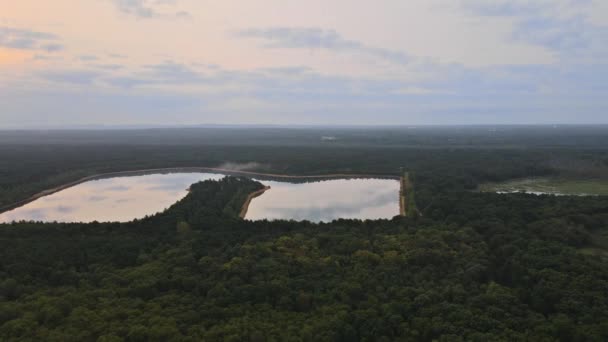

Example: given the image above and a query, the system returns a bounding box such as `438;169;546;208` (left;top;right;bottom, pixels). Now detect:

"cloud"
88;195;108;202
17;52;608;126
56;205;76;214
101;60;384;93
144;61;202;81
513;16;591;51
108;53;128;59
113;0;156;17
111;0;190;19
2;0;607;126
461;0;548;17
105;185;131;192
259;66;311;75
33;54;63;61
105;61;203;87
0;26;63;52
235;27;409;66
175;11;191;19
35;56;602;101
79;55;99;62
92;64;124;70
3;68;606;126
460;0;605;56
39;70;101;85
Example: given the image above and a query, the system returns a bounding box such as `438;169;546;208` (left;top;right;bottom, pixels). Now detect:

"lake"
0;173;400;223
245;178;400;222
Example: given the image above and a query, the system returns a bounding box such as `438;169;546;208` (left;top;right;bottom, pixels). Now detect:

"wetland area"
479;177;608;196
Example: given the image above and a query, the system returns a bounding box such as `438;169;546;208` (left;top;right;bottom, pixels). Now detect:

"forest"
1;126;608;341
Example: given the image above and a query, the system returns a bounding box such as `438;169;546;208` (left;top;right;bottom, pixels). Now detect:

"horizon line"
2;123;608;131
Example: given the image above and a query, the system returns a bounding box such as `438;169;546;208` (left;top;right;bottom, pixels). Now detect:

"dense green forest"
2;127;608;341
2;177;608;341
1;127;607;211
2;142;607;211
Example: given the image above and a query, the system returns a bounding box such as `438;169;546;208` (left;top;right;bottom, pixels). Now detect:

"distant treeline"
1;140;607;210
2;126;608;148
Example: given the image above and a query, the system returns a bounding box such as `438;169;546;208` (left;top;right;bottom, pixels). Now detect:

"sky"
0;0;607;127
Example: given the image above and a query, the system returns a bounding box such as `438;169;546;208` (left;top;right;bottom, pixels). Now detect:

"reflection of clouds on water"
266;189;397;222
56;206;76;214
146;184;187;192
143;173;224;192
44;196;61;202
366;191;398;206
267;205;358;221
88;195;107;202
0;172;222;223
0;173;398;224
21;208;48;221
97;173;223;194
247;178;399;222
104;185;131;192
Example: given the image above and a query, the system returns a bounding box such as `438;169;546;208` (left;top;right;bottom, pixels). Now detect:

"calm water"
0;173;400;223
0;173;223;223
246;178;399;222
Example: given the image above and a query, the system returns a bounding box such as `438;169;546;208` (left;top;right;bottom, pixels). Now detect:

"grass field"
479;178;608;196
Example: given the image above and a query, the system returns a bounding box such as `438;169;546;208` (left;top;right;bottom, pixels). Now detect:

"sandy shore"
239;186;271;219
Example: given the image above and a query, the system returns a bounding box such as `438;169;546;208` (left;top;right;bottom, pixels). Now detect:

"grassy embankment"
400;172;418;217
479;178;608;196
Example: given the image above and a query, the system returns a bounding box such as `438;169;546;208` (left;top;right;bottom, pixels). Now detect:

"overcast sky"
1;0;607;127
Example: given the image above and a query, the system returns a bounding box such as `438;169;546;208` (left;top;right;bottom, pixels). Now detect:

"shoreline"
239;186;272;219
0;167;399;216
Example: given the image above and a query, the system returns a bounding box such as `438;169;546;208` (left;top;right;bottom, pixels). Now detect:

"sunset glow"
1;0;607;126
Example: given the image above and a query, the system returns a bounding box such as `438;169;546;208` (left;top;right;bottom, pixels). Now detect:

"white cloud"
235;27;409;66
1;0;607;125
0;26;63;52
111;0;190;19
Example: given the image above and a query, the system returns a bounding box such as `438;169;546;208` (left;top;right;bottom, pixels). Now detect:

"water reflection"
0;174;400;224
0;173;223;223
246;178;399;222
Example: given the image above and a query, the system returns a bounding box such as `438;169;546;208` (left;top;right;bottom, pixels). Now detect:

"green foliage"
176;221;192;235
1;127;608;340
1;176;608;341
2;126;608;230
480;177;608;195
